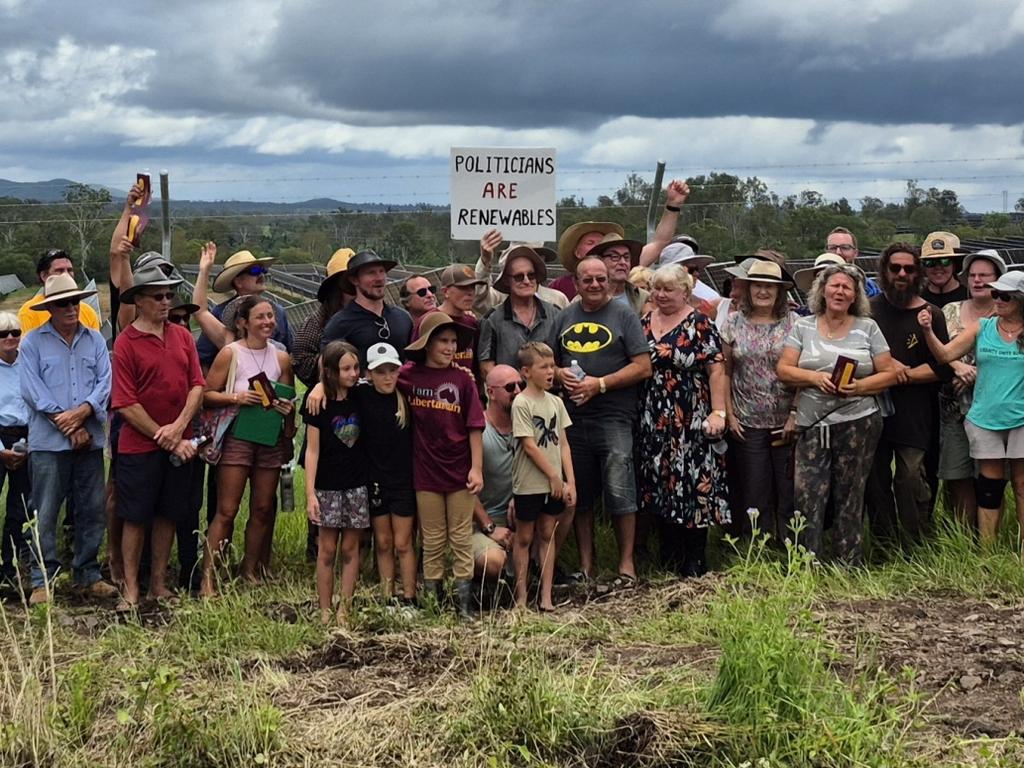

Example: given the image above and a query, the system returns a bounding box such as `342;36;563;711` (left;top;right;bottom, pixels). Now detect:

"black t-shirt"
301;397;367;491
921;283;968;308
353;383;413;488
869;295;951;449
321;301;414;367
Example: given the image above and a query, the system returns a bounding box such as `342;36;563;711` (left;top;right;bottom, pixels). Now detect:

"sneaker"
29;587;50;606
85;580;119;599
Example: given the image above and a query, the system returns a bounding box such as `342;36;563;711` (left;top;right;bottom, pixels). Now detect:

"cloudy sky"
2;0;1023;210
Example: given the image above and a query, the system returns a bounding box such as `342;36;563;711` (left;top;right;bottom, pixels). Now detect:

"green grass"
1;489;1023;766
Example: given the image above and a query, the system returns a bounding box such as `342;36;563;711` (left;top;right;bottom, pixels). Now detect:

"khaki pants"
416;490;475;581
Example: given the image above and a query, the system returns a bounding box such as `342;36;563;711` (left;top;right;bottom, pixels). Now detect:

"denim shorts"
567;416;637;516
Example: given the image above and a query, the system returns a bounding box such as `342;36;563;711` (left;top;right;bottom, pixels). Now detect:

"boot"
421;579;442;610
454;579;476;622
681;527;708;578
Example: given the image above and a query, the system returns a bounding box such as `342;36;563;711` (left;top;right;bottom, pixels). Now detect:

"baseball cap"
440;264;486;288
366;342;402;370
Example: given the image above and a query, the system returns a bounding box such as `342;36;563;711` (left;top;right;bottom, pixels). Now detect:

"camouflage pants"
794;412;883;565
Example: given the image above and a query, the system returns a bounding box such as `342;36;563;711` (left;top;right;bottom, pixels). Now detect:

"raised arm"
639;180;690;267
192;241;229;348
917;307;977;364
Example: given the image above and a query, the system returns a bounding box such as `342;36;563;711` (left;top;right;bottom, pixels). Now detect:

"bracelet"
665;204;681;213
712;409;726;419
598;377;607;394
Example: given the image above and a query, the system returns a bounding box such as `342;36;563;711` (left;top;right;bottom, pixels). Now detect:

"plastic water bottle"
568;359;586;382
11;439;27;455
702;418;728;455
170;435;207;466
279;466;295;512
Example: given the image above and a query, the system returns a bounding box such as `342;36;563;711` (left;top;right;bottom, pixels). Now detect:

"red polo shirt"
112;322;205;454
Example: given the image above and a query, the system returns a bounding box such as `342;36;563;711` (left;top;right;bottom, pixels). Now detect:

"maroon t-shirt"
112;322;205;454
411;309;481;383
548;274;577;301
398;362;485;492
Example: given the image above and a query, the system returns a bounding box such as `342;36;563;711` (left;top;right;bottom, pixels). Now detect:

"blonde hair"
807;265;871;317
651;263;694;293
368;366;410;429
517;340;554;368
627;266;653;291
0;312;20;332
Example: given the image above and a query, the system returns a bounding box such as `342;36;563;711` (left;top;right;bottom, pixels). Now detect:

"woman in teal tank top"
918;271;1024;544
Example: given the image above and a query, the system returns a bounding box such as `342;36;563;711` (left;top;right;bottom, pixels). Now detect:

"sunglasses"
502;380;526;394
887;263;917;275
51;298;81;308
45;249;70;260
0;329;21;339
245;265;268;277
510;272;536;284
411;285;437;298
579;276;608;285
375;316;391;340
168;313;190;326
991;290;1016;302
143;291;176;301
926;258;956;267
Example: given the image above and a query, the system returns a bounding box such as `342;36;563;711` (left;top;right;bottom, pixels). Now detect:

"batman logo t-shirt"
550;299;649;420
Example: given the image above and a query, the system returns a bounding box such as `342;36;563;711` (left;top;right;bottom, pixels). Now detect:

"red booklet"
830;355;857;394
249;372;275;409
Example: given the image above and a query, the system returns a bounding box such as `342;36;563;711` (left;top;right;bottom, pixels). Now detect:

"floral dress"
636;310;731;528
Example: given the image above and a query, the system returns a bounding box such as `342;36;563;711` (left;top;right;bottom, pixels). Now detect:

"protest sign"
450;147;556;241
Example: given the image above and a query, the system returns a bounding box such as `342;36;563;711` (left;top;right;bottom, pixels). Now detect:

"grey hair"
651;263;694;293
0;312;20;332
807;264;871;317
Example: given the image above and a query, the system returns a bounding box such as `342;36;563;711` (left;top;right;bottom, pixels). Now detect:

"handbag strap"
224;344;238;394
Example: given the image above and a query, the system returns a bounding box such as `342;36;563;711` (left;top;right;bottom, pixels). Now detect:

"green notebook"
231;381;297;447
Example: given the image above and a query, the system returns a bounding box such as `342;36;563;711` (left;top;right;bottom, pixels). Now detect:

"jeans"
567;416;637;516
0;460;31;581
29;449;106;589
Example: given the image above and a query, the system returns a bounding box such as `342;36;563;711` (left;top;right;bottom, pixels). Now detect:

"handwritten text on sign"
450;147;556;241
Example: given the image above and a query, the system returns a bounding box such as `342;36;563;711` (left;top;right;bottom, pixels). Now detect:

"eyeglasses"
502;380;526;394
887;263;917;275
143;291;176;301
826;244;856;254
412;285;437;298
51;298;81;308
991;290;1016;302
245;265;268;277
602;252;632;263
510;272;536;284
0;330;21;339
926;258;955;267
375;316;391;340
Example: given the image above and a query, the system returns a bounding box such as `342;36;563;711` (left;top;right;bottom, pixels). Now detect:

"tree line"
1;175;1022;286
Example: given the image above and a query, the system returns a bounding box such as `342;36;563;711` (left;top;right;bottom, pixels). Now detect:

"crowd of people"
0;179;1022;622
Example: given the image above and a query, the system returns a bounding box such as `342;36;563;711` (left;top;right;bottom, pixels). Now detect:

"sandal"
610;573;638;590
114;598;139;614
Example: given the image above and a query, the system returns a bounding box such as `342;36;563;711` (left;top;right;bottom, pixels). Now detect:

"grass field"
2;476;1024;766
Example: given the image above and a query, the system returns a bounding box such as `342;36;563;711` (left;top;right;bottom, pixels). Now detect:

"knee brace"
975;476;1008;508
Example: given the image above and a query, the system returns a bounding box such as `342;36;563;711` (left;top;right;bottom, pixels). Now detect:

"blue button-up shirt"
19;322;111;451
0;357;29;428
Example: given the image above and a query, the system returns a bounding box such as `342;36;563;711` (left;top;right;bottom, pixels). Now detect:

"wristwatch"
483;522;496;535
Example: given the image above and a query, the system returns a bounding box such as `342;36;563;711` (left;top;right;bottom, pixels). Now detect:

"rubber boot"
454;579;476;622
421;579;442;610
681;527;708;578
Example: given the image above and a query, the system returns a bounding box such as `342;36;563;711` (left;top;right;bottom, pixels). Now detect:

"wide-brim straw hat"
959;249;1007;281
585;233;644;268
558;221;625;272
743;259;794;287
494;246;549;293
120;262;184;305
32;273;98;312
921;231;968;261
318;247;356;301
794;253;846;292
212;250;275;292
404;311;474;360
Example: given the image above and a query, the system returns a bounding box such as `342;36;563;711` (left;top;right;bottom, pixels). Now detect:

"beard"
879;263;922;307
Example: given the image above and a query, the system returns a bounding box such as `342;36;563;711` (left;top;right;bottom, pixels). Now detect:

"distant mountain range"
0;178;423;213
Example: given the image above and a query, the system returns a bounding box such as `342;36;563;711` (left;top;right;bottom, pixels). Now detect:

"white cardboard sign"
450;147;556;241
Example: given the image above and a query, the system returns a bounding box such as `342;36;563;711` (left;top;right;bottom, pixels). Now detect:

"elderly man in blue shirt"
19;274;117;605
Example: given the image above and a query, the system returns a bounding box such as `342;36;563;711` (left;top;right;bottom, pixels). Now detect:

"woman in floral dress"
636;263;730;577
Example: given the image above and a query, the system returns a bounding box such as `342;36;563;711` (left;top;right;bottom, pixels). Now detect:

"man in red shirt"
112;263;205;609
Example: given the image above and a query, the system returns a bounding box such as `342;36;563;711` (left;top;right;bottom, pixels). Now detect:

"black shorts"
513;493;564;523
116;450;194;524
108;413;124;477
369;482;417;519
